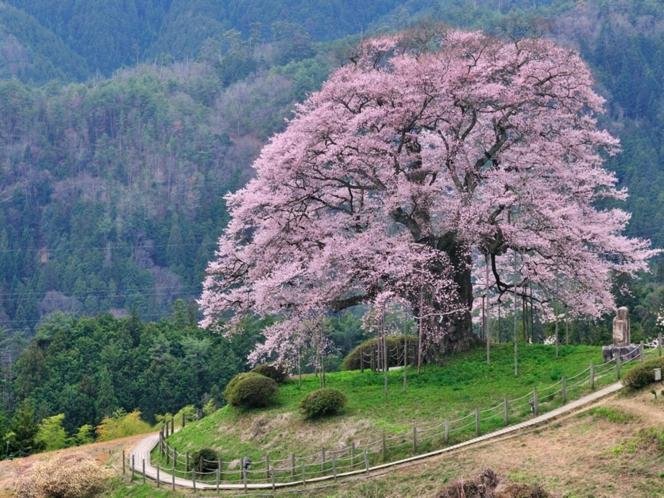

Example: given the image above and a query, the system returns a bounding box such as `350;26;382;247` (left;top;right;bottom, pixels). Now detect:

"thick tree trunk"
432;233;478;355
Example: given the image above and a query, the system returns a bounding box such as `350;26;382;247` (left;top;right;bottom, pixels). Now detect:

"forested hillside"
0;0;661;461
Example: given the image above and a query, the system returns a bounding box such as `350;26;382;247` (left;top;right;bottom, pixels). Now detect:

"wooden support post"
321;448;326;472
131;454;135;480
218;454;222;482
290;453;295;478
616;355;622;380
216;466;220;491
532;389;539;416
172;471;175;490
332;455;337;479
562;376;567;404
122;450;125;475
173;449;177;470
382;430;387;461
443;419;449;443
503;397;509;426
363;449;369;473
640;342;645;362
266;454;270;479
156;465;160;488
192;469;196;492
590;363;595;390
351;442;355;468
475;408;480;436
412;425;417;453
142;459;146;484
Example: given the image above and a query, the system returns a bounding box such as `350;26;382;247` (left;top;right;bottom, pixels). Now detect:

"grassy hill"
158;345;609;464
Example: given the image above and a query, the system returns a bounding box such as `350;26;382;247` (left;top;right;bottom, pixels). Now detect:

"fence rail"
129;340;661;489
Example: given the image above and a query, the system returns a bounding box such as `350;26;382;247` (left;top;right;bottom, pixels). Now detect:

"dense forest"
0;0;662;458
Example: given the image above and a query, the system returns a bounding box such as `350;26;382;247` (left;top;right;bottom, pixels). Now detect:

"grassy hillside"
159;345;607;463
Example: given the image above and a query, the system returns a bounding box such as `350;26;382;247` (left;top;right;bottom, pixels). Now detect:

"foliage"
189;447;219;472
622;357;664;390
73;424;95;445
299;388;347;419
582;406;637;424
342;336;418;371
251;363;289;384
223;372;278;409
14;453;112;498
34;413;67;451
95;410;151;442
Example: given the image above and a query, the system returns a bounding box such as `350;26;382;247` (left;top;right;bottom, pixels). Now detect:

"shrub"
14;453;112;498
252;363;288;383
190;448;219;472
342;335;419;371
436;469;550;498
622;357;664;390
224;372;278;408
300;388;347;419
95;409;151;441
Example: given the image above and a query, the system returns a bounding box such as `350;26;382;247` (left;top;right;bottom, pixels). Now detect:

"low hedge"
251;363;288;383
224;372;278;408
190;448;219;472
300;388;347;419
342;335;418;371
622;356;664;390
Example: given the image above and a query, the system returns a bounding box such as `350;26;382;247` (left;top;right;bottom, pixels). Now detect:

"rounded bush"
224;372;278;408
300;388;347;419
252;363;288;383
342;335;418;371
623;357;664;390
190;448;219;472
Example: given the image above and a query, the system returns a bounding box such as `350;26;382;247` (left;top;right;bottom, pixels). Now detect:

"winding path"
128;381;624;491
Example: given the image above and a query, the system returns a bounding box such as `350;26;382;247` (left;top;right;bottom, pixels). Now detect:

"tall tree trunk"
434;234;477;354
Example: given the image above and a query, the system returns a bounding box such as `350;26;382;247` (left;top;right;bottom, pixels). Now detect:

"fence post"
122;450;125;475
332;455;337;479
172;471;175;490
131;454;135;480
382;430;387;461
301;461;306;485
142;459;146;484
659;333;662;357
363;449;369;474
640;342;644;362
173;449;177;471
156;465;160;488
590;363;595;390
532;389;539;416
443;419;449;443
351;442;355;468
216;465;220;491
616;355;622;380
503;397;509;426
321;448;326;472
290;453;295;478
562;376;567;404
473;408;480;435
218;454;223;482
182;412;186;428
242;457;247;491
192;469;196;492
266;454;270;479
412;425;417;453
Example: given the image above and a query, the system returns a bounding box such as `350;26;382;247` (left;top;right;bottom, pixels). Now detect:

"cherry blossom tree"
200;29;657;358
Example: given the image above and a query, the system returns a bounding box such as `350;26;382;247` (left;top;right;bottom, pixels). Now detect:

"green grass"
581;406;638;424
156;345;608;466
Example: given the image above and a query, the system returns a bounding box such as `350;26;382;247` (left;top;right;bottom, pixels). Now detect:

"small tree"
35;413;67;451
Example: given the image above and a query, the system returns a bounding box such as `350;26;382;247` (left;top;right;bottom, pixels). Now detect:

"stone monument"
603;307;639;362
612;306;630;346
